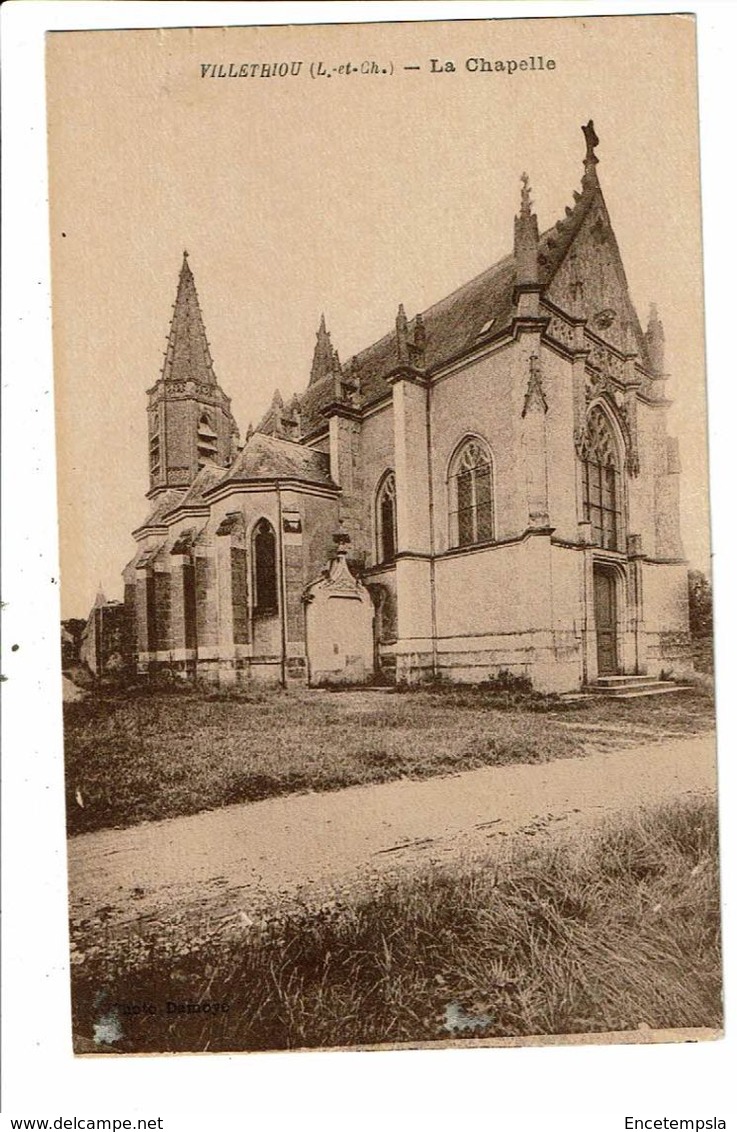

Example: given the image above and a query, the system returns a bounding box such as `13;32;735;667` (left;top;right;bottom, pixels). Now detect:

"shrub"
688;570;713;638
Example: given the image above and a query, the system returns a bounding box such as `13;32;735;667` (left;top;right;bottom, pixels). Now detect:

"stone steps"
583;674;691;699
596;674;661;687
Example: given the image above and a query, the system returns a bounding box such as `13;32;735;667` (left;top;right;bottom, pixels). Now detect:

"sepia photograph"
44;12;721;1057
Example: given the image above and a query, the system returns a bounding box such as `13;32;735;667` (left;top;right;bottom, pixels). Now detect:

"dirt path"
68;732;716;953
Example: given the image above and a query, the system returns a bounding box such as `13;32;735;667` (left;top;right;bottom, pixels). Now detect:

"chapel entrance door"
594;565;618;675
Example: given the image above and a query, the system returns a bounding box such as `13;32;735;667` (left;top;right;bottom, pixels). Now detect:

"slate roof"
170;528;199;555
160;252;218;386
133;434;334;537
133;489;185;534
294;163;652;436
176;463;227;508
131;541;168;568
221;431;335;488
135;127;651;540
298;373;340;436
296;251;521;436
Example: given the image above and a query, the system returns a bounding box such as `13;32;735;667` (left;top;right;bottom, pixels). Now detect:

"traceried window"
449;438;494;548
252;518;278;615
376;472;397;564
580;406;623;551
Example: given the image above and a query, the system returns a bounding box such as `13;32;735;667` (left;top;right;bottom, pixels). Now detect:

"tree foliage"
688;570;713;637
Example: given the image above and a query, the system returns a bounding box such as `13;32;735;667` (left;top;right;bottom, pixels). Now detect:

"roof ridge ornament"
514;172;539;289
309;312;342;386
582;120;600;185
396;303;410;364
520;171;533;219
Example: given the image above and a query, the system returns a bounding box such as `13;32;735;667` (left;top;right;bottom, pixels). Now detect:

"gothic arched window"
376;472;397;564
449;437;494;548
252;518;278;615
580;405;623;551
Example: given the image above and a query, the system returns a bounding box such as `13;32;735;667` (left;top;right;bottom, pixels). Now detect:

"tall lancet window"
252;518;278;615
580;406;623;551
449;438;494;548
376;472;397;564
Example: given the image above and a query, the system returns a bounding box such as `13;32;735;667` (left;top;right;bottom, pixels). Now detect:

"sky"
46;14;710;618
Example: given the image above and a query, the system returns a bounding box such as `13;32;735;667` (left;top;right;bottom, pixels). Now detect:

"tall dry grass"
63;685;714;835
73;796;722;1053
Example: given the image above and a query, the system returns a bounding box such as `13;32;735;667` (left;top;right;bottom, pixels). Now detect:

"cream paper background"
2;1;735;1128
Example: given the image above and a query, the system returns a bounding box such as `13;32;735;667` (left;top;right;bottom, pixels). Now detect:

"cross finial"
183;249;189;259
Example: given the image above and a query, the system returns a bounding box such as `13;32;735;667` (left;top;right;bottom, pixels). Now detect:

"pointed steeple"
395;303;410;364
514;172;540;287
645;303;666;374
255;387;297;439
161;252;217;386
146;252;238;497
309;313;341;386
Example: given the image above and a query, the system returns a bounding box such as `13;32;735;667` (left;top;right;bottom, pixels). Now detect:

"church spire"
161;251;217;386
309;313;341;386
147;252;238;497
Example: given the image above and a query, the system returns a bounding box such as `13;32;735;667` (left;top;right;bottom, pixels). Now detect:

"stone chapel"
123;122;691;692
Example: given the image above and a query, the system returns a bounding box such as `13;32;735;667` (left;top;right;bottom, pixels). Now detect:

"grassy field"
64;682;715;836
72;796;722;1053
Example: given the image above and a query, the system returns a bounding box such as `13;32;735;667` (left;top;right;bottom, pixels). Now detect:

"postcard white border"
2;2;735;1128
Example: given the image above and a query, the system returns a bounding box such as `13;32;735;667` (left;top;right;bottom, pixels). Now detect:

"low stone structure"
79;590;132;678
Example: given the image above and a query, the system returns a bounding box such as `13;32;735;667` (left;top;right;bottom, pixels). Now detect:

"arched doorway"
593;563;619;675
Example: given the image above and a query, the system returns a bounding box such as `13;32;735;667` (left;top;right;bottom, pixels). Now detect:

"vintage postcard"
46;13;720;1056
